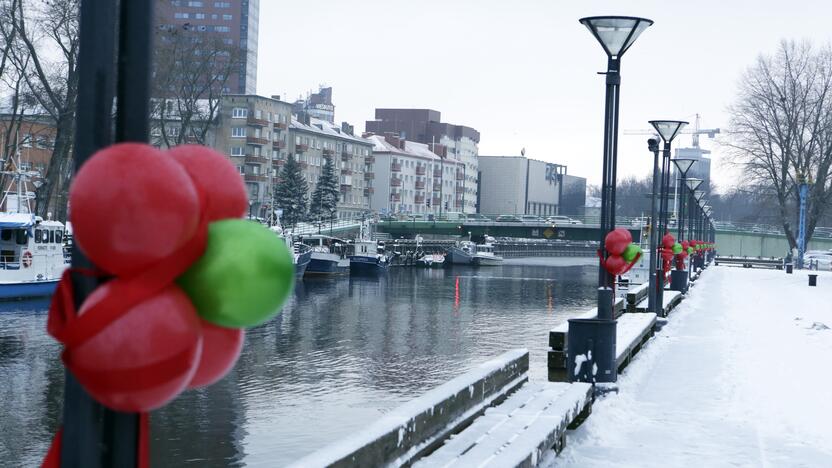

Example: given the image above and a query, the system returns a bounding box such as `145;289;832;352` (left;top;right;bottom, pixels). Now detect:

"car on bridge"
520;215;545;224
496;215;522;223
547;215;582;225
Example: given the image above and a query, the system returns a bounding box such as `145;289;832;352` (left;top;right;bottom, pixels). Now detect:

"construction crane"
623;114;720;148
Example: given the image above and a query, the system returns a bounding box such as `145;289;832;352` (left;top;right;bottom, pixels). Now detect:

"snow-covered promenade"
556;267;832;467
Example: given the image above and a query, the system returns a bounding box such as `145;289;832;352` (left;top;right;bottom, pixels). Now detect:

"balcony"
415;180;425;190
455;200;464;208
432;197;441;205
433;169;442;178
363;187;375;196
244;173;267;183
365;155;375;164
391;163;402;172
456;171;464;180
341;168;353;175
245;154;269;165
295;143;309;153
455;184;464;193
340;183;351;193
246;136;270;146
432;183;441;192
297;160;308;169
272;159;284;169
341;150;351;161
273;140;286;149
364;172;374;180
275;122;288;131
390;193;401;202
247;116;270;127
415;166;426;176
415;195;425;204
323;148;335;157
390;177;402;187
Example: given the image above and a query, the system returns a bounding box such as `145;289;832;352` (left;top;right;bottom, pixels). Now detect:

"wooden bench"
624;282;650;312
291;349;592;468
547;296;626;353
548;312;657;381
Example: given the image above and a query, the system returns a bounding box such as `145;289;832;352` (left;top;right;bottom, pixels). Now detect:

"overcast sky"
257;0;832;192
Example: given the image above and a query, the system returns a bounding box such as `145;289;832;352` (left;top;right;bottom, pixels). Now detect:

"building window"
231;127;246;138
187;1;203;6
213;1;231;7
214;26;230;32
232;107;248;118
174;12;189;19
194;13;205;19
223;14;232;20
231;146;244;156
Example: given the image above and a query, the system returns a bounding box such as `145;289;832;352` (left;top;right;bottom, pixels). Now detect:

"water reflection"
0;258;597;467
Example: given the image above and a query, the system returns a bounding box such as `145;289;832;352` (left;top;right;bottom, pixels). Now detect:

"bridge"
376;220;641;242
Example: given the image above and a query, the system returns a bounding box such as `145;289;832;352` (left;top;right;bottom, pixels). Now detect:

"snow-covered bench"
624;282;650;312
634;290;683;314
290;349;592;468
547;296;626;353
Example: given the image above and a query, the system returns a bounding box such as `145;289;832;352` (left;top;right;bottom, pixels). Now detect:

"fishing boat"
348;221;390;274
447;236;503;266
301;234;349;275
0;163;69;299
270;225;312;278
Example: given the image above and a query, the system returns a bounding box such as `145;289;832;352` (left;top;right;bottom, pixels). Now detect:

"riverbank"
554;267;832;466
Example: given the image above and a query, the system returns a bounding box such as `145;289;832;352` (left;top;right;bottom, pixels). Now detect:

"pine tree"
275;154;309;227
309;155;340;223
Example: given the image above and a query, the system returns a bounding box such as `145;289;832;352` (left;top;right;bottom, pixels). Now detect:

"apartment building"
365;109;480;213
289;115;373;220
156;0;259;94
364;134;464;215
213;95;292;218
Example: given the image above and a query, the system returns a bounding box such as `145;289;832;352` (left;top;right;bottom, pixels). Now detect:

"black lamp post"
646;137;661;313
581;15;653;317
672;158;696;241
569;16;652;384
648;120;687;315
684;177;703;254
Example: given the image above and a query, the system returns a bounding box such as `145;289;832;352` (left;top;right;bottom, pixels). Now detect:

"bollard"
567;318;617;383
786;264;793;274
809;274;818;287
670;270;688;293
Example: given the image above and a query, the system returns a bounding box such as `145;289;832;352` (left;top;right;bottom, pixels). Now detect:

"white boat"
270;224;312;278
447;237;504;266
0;161;69;299
415;253;445;268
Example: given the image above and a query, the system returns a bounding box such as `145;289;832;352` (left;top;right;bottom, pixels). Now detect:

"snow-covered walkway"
555;267;832;467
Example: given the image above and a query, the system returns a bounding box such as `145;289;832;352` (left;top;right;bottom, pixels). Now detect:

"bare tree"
150;23;242;148
726;40;832;248
9;0;80;219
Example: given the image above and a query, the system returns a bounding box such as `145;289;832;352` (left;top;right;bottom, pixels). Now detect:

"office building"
478;155;570;216
292;86;336;124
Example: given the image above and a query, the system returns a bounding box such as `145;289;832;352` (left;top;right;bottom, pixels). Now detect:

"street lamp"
570;16;653;384
671;158;696;240
684;177;703;244
648;120;687;315
581;15;654;314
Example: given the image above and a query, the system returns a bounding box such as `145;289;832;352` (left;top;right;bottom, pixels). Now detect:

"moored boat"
348;222;390;274
302;234;350;275
447;237;503;266
415;253;445;268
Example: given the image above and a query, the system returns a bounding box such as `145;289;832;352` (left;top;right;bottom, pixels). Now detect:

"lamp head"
649;120;688;143
579;16;654;59
672;158;696;175
685;178;703;191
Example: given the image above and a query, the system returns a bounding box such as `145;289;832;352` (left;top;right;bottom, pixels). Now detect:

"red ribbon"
42;414;150;468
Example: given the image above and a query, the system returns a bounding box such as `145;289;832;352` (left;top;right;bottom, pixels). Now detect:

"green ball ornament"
672;242;683;255
178;219;295;327
687;247;694;255
622;243;642;263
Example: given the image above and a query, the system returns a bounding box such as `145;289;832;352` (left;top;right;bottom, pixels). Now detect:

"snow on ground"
553;267;832;467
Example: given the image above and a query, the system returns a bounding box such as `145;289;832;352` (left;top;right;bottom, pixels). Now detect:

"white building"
478;155;563;216
364;134;464;215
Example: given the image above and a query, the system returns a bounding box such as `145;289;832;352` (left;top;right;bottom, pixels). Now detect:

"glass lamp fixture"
650;120;688;143
580;16;654;58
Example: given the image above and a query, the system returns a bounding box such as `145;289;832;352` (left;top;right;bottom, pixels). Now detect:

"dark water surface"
0;258;597;467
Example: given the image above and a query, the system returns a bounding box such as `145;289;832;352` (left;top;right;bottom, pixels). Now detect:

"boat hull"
305;257;349;275
349;256;390;274
447;247;473;265
0;280;59;300
471;255;504;266
294;250;312;277
415;255;445;268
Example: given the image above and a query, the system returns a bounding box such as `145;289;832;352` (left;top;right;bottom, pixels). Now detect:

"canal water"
0;257;597;467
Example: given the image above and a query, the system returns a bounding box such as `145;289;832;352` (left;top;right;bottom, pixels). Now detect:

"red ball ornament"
187;320;244;389
604;254;627;276
70;143;201;275
681;241;689;250
605;228;631;256
661;249;675;262
67;282;202;412
662;233;676;249
169;145;248;222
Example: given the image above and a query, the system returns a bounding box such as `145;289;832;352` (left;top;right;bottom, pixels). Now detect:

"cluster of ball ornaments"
48;144;295;412
602;228;642;276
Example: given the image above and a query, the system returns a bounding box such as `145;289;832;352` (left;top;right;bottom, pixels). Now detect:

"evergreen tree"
275;154;308;227
309;155;340;222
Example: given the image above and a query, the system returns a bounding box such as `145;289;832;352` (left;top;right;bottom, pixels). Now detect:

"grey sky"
257;0;832;192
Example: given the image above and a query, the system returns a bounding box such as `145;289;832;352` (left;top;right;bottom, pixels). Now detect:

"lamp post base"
670;270;688;293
